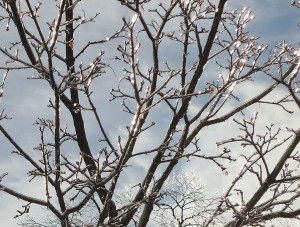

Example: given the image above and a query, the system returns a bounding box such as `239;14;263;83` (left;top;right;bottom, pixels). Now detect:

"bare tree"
114;169;215;227
153;170;215;227
0;0;299;226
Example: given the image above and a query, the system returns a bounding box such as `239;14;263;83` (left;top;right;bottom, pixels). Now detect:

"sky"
0;0;299;226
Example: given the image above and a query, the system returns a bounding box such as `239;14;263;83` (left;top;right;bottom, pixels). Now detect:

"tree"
152;170;216;227
0;0;299;226
114;169;216;227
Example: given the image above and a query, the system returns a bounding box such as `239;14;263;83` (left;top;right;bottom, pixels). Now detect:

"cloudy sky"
0;0;299;226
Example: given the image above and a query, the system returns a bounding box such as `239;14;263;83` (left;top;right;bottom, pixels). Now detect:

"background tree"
0;0;299;226
152;170;216;227
114;169;216;227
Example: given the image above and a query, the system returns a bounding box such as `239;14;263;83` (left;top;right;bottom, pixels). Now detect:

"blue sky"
0;0;299;226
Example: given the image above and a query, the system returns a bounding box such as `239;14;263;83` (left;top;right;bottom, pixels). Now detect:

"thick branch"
231;128;300;227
